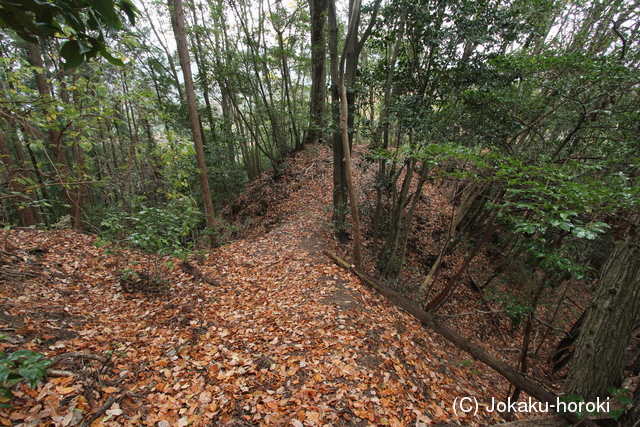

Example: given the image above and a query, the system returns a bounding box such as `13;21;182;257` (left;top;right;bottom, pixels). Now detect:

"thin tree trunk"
0;129;37;226
26;41;81;228
189;1;217;147
168;0;216;229
339;0;363;266
343;0;381;149
511;273;548;406
142;0;184;101
372;2;408;254
394;162;430;275
18;125;48;222
275;28;301;150
329;0;348;235
425;209;500;313
0;91;45;224
70;72;85;231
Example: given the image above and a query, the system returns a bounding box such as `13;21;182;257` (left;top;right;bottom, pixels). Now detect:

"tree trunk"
372;1;408;254
564;215;640;400
328;0;348;236
2;90;44;224
189;1;218;149
168;0;216;229
26;41;81;228
70;72;85;231
305;0;328;145
343;0;381;149
425;209;500;313
268;3;300;151
142;1;185;102
511;273;549;406
339;0;364;266
0;129;37;226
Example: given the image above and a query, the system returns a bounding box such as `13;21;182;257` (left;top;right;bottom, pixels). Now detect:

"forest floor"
0;144;550;426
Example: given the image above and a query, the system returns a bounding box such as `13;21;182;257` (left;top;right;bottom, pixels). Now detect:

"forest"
0;0;639;425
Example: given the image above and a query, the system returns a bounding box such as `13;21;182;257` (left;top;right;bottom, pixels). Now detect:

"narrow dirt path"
188;145;505;426
0;145;506;426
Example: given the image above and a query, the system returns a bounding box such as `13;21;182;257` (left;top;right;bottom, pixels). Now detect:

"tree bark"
168;0;216;229
328;0;347;235
425;209;500;313
565;214;640;400
26;41;82;229
0;129;37;226
305;0;328;145
339;0;363;266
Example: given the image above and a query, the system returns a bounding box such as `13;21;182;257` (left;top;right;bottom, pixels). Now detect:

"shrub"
0;347;51;407
100;196;202;256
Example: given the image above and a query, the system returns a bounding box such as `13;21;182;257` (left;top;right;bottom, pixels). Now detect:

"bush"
0;347;51;407
100;196;202;256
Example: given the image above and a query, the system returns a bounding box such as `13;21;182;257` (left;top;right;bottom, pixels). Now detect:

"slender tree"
168;0;216;229
305;0;328;145
338;0;365;266
330;0;380;235
26;41;84;229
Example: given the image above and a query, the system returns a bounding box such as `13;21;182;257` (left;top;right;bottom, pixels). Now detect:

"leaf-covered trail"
1;145;505;426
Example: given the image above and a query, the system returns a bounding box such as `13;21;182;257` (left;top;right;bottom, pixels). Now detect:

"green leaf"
99;45;124;66
8;349;40;361
63;10;86;33
559;221;572;231
18;368;44;388
0;387;12;400
0;6;41;42
610;408;626;421
0;365;9;383
78;40;92;54
60;40;84;69
92;0;121;33
560;211;578;221
619;395;633;405
35;21;63;37
119;0;138;25
32;360;52;370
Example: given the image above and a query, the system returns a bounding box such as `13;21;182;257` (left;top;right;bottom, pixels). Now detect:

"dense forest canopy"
0;0;637;235
1;0;640;422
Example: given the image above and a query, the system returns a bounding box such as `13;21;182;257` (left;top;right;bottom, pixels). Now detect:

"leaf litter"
0;145;510;426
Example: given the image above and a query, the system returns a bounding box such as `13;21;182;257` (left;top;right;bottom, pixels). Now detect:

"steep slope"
0;144;508;426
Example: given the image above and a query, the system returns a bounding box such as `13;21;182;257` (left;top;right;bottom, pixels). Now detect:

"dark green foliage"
0;346;51;406
607;387;633;420
204;136;248;209
489;292;532;327
0;0;138;68
100;196;202;256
